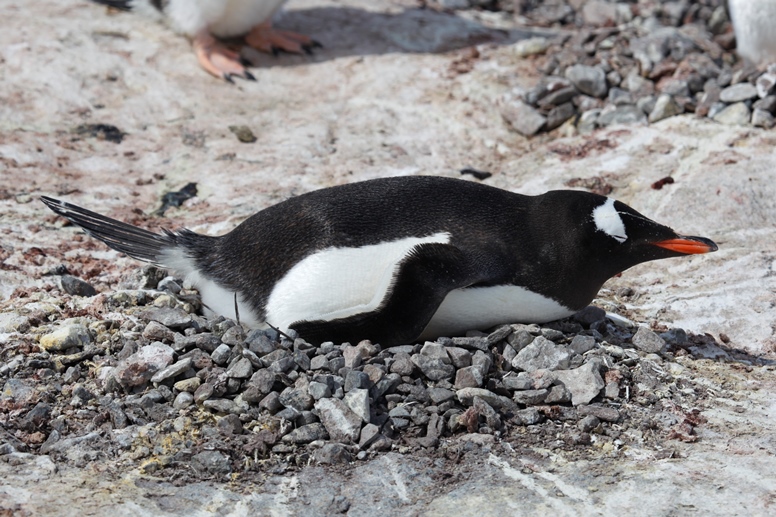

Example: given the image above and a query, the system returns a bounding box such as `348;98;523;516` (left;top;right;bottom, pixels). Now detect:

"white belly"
265;232;452;330
420;285;574;339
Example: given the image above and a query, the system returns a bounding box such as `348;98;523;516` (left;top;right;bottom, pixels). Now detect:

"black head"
532;190;718;308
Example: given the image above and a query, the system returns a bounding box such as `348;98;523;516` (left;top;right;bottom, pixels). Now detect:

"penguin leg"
291;243;506;347
192;31;255;83
244;20;320;55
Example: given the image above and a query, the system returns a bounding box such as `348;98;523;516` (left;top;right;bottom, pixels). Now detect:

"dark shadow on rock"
240;6;556;67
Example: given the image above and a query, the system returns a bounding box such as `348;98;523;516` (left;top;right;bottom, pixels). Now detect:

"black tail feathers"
41;196;174;264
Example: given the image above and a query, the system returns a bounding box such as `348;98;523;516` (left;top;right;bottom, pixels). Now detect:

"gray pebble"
719;82;758;103
59;275;97;297
632;327;666;353
565;64;608;98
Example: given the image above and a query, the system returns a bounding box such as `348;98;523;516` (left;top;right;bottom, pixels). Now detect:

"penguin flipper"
291;243;504;347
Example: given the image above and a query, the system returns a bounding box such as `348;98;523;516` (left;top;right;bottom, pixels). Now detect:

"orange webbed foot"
245;20;321;55
192;31;255;83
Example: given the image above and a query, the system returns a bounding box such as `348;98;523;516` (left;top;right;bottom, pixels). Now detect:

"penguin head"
541;191;718;282
584;194;718;273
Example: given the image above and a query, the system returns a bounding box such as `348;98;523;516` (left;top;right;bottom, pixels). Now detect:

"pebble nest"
447;0;776;134
0;265;762;484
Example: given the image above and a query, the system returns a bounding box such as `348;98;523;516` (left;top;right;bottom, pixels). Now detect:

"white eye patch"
592;198;628;243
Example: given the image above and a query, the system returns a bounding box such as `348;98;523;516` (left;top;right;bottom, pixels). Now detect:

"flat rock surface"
1;0;775;515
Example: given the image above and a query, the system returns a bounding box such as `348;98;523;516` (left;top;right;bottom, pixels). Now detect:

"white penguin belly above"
164;0;287;37
419;285;574;339
264;232;452;330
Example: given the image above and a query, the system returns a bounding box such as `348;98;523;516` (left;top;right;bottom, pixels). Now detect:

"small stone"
59;275;97;297
473;397;501;431
569;335;597;355
446;347;472;368
578;415;600;432
632;327;666;353
713;102;751;125
604;381;620;399
191;450;231;475
226;357;253;379
514;408;544;426
454;366;483;389
202;398;238;414
246;331;276;356
507;330;534;352
193;382;214;403
456;387;515;411
174;376;201;393
511;336;572;372
420;341;450;363
310;355;329;370
259;391;282;412
314;443;352;465
512;389;549;406
211;344;231;366
597;105;647;126
471;350;492;376
359;423;381;449
450;337;489;351
279;387;314;411
545;102;576;131
554;361;605;406
139;307;192;329
221;325;246;346
486;325;513;345
752;108;775;129
565;65;608;98
540;328;564;342
513;36;550;57
113;342;175;388
142;320;176;342
608;87;633;106
39;324;91;352
502;375;533;391
315;398;362;444
344;388;370;423
228;125;257;143
283;423;328;444
411;355;455;381
544;384;572;404
151;357;192;384
578;405;621;422
427;387;455;405
217;414;243;435
248;369;275;394
501;100;546;136
649;94;683;123
344;370;371;392
173;391;194;409
753;95;776;114
756;74;776;99
389;352;416;375
719;82;758;103
308;381;332;400
342;345;363;369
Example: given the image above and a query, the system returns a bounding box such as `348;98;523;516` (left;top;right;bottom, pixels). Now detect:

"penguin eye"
592;198;629;244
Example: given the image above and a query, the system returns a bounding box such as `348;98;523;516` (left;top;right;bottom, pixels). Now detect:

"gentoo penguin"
92;1;318;81
41;176;717;346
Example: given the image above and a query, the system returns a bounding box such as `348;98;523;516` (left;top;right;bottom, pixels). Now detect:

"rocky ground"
1;0;776;515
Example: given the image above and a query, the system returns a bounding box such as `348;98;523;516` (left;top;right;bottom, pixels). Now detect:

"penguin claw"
223;73;235;84
245;22;319;57
244;70;256;82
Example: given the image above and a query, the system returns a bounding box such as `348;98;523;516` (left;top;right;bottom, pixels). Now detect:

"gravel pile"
0;269;752;481
455;0;776;134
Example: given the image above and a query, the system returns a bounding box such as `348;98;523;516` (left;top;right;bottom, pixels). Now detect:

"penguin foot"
245;20;320;55
193;31;256;83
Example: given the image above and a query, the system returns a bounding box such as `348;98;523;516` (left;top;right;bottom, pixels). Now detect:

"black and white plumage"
41;176;717;346
92;0;318;81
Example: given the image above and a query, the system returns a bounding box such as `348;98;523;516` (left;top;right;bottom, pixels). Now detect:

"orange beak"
652;237;718;255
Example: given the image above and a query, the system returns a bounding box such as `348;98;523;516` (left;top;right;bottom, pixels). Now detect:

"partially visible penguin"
92;1;318;81
41;176;718;347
